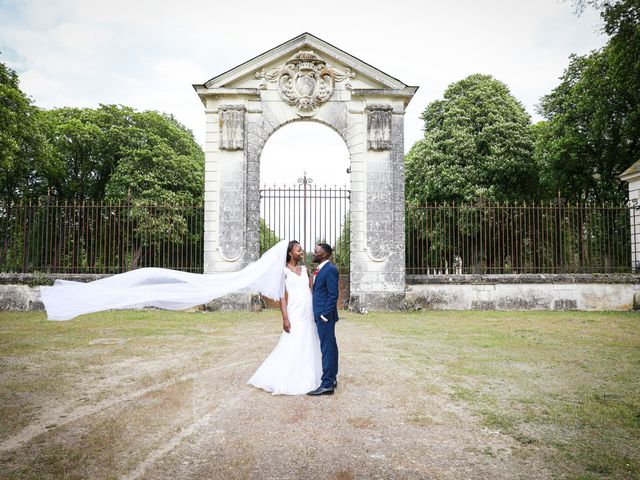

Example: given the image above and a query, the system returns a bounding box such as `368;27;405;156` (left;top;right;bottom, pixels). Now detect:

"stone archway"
193;33;417;310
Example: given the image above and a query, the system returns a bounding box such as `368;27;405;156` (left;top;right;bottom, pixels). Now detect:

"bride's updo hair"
286;240;300;264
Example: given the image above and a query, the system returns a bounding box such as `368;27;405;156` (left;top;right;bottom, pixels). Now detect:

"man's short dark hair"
317;243;332;256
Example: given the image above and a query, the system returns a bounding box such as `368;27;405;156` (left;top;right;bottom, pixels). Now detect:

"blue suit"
312;262;339;389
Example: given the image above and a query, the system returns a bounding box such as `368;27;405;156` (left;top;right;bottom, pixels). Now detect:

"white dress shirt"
315;260;331;322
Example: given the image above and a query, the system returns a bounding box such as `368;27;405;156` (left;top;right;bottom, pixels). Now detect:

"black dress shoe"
307;386;334;396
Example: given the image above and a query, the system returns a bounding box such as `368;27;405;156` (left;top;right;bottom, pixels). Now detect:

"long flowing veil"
40;240;289;321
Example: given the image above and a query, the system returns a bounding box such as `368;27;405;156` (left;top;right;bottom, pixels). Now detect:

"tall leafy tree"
405;74;537;204
260;219;280;255
405;75;539;274
39;105;204;203
37;105;204;269
0;61;49;204
537;0;640;202
104;110;204;204
39;107;107;201
101;109;204;268
333;213;350;273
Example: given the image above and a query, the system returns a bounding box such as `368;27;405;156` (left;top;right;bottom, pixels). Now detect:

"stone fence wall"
0;274;89;313
0;274;261;313
2;273;639;313
0;273;351;313
406;274;640;311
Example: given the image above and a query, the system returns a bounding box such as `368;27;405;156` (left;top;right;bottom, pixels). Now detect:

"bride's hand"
282;318;291;333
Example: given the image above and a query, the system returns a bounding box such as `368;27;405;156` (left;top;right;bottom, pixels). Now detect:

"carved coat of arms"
256;50;354;116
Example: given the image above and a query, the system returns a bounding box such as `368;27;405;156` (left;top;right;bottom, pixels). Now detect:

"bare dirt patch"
2;310;636;479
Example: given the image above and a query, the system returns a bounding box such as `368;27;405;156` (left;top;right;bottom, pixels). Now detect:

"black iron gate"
259;173;350;273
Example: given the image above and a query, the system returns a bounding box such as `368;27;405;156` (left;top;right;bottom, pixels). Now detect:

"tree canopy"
0;60;205;205
405;74;537;204
0;61;49;204
38;105;204;203
103;108;204;204
536;0;640;203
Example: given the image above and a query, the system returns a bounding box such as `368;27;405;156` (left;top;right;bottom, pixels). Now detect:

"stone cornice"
193;87;261;104
352;87;419;98
620;159;640;182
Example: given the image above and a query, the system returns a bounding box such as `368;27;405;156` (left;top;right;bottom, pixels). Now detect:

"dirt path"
0;316;552;479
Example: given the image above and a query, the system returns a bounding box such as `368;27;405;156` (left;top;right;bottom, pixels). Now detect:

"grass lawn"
354;311;640;479
0;309;638;479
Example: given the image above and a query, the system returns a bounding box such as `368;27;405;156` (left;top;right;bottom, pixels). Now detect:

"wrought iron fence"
1;200;633;275
406;201;632;275
260;176;351;273
0;201;204;274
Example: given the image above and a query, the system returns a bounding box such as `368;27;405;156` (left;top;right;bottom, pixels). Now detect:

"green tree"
0;61;49;204
334;213;350;273
39;105;204;203
104;111;204;204
260;219;280;255
405;74;537;205
103;110;204;268
39;107;107;201
537;0;640;202
37;105;204;269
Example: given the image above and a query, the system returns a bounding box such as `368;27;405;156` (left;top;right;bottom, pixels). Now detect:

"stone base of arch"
349;291;407;312
202;293;262;312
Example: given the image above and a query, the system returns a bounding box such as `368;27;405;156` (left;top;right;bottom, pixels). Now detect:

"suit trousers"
315;315;338;388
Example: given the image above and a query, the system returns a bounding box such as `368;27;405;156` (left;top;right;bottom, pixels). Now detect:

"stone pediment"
193;32;418;108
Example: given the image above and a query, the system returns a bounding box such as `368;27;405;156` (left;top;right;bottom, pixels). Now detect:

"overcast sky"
1;0;606;187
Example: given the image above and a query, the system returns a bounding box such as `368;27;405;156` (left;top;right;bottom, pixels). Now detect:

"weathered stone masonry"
193;33;418;310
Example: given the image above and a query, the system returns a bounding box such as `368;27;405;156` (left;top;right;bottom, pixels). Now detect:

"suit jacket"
312;262;339;322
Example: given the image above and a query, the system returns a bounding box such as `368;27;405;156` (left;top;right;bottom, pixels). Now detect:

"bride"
40;239;322;395
247;240;322;395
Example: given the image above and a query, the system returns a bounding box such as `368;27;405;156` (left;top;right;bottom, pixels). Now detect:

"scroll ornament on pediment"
256;50;356;117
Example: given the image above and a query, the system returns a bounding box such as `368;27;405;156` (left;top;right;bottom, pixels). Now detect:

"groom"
308;243;339;396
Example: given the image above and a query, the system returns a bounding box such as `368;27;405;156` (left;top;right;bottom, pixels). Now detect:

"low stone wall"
0;273;99;312
0;274;260;313
3;273;639;313
406;274;640;311
0;273;350;313
0;284;43;312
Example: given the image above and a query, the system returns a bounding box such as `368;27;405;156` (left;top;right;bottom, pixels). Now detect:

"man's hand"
282;318;291;333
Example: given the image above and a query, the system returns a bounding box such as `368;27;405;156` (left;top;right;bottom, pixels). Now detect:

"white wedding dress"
247;265;322;395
